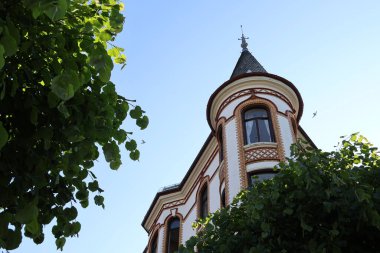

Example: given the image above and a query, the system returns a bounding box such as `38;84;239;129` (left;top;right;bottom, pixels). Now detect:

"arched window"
247;170;276;186
217;126;224;162
150;233;158;253
199;185;208;219
243;107;275;144
220;188;226;208
166;217;180;253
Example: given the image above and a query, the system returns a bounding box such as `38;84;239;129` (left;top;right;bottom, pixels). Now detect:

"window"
247;170;276;186
166;217;180;253
243;107;275;144
217;126;224;162
199;185;208;219
150;233;158;253
220;188;226;208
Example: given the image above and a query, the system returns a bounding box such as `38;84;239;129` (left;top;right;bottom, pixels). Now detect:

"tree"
0;0;148;250
182;134;380;253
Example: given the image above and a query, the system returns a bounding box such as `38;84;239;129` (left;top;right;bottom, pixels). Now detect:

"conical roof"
230;32;266;79
230;50;267;79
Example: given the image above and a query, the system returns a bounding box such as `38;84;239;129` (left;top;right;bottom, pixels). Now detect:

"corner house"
142;34;316;253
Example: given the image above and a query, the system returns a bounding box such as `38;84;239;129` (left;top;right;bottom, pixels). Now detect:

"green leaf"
48;92;60;108
71;221;81;234
75;190;89;201
3;229;22;250
0;30;18;57
110;160;121;170
51;70;80;101
44;0;68;21
300;218;313;232
0;122;9;150
63;207;78;221
33;233;44;244
89;45;114;82
56;237;66;251
57;102;70;118
88;180;99;192
103;141;119;162
25;219;40;236
99;30;112;41
114;54;126;64
80;199;89;208
0;44;5;69
108;47;120;57
114;129;127;144
15;202;38;224
129;106;143;119
30;106;39;125
94;195;104;208
136;115;149;130
0;82;6;100
129;149;140;161
125;139;137;151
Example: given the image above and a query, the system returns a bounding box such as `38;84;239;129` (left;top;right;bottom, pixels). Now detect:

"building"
142;34;315;253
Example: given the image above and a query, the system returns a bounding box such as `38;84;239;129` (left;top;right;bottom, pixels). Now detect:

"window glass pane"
218;128;224;161
258;119;272;142
221;189;226;208
253;109;268;118
246;120;258;144
245;109;267;119
200;187;208;218
250;172;275;185
169;218;180;229
167;218;180;253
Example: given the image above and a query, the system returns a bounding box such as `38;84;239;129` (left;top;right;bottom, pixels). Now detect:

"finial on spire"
238;25;249;51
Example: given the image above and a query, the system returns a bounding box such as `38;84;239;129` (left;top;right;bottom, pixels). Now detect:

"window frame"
198;183;209;219
166;217;180;253
247;169;277;187
217;126;224;162
242;106;275;145
220;188;226;208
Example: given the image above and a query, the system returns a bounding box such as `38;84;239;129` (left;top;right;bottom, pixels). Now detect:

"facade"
142;34;315;253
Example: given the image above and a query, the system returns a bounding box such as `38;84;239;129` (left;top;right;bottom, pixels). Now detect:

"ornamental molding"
216;87;295;123
244;147;279;164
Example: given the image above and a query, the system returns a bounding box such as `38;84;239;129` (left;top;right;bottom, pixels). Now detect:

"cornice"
207;72;304;131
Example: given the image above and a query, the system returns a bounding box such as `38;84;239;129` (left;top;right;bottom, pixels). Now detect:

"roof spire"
239;25;249;51
230;27;267;78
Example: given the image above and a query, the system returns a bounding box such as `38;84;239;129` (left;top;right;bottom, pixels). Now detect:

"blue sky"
15;1;380;252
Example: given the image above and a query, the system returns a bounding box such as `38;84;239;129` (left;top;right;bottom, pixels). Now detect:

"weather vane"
238;25;249;51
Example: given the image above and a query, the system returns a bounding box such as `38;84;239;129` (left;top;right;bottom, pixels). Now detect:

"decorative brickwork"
219;89;252;114
216;88;295;122
163;200;185;209
218;163;225;182
245;146;279;163
161;212;184;253
216;118;230;205
254;88;293;110
196;176;210;220
234;97;286;189
286;111;297;142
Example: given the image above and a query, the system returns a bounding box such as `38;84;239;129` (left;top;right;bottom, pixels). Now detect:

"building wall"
144;76;303;252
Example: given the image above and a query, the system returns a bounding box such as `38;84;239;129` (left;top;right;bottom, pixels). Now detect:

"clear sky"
15;0;380;252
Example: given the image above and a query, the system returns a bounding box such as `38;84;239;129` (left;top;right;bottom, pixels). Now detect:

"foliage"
182;134;380;253
0;0;148;250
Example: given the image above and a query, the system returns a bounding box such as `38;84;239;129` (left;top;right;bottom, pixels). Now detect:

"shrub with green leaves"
0;0;148;250
182;134;380;253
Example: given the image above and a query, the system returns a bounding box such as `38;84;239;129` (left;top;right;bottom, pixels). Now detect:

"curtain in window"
243;107;274;144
